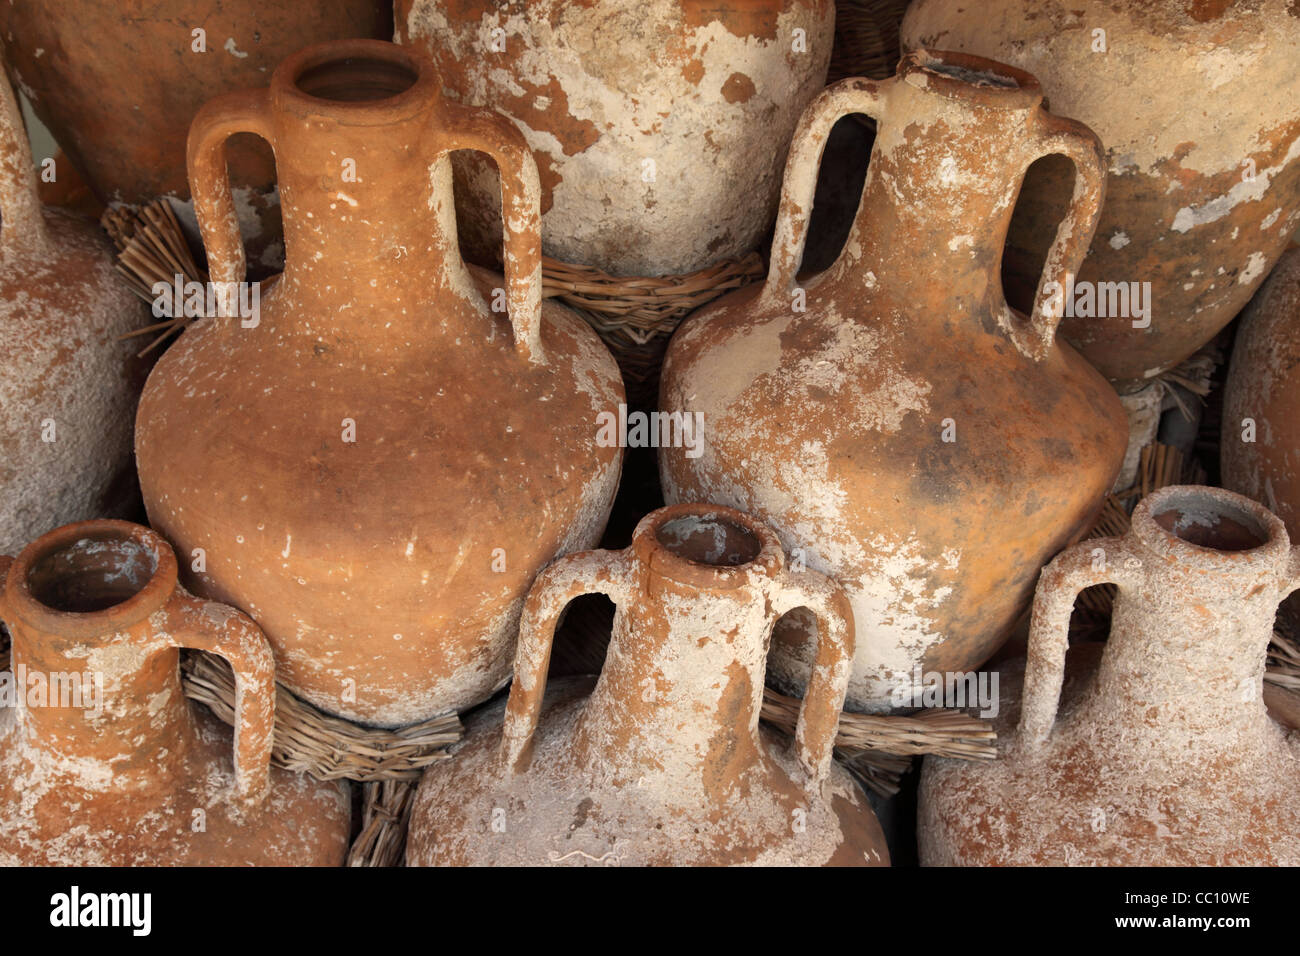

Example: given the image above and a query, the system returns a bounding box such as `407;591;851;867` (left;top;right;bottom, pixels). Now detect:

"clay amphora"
659;50;1127;713
902;0;1300;392
406;504;889;866
920;486;1300;865
1223;247;1300;536
0;67;145;555
135;40;624;727
0;520;351;865
0;0;393;271
395;0;835;276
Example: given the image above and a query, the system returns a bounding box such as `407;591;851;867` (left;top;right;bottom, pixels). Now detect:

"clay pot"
0;68;146;555
135;40;624;727
395;0;835;276
902;0;1300;393
1223;247;1300;535
406;504;888;866
0;520;350;865
659;51;1127;713
920;486;1300;865
0;0;393;272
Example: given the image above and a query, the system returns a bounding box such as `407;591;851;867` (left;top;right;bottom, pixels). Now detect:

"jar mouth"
1132;486;1288;569
277;39;436;122
4;521;178;637
634;504;784;589
898;49;1043;110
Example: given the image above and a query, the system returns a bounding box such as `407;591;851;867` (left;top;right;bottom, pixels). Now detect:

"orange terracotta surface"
1223;247;1300;536
0;0;393;271
659;51;1127;713
396;0;834;276
0;65;146;555
135;40;624;727
921;487;1300;865
0;521;350;865
903;0;1300;391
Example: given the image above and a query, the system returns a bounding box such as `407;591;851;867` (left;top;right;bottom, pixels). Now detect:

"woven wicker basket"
828;0;911;84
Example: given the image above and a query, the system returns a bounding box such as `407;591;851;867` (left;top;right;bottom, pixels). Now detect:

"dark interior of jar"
295;56;418;102
921;59;1019;90
1152;499;1269;553
26;537;158;613
656;515;762;567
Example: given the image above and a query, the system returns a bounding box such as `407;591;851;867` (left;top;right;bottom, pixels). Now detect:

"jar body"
137;268;623;727
1223;248;1300;535
396;0;835;276
406;678;886;866
920;645;1300;866
0;211;145;554
0;704;351;866
660;279;1125;711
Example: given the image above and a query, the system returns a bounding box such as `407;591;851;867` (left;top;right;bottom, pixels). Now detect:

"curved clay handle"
435;101;545;365
501;550;628;771
760;77;891;309
1015;111;1107;361
0;66;47;254
770;569;856;787
1286;547;1300;599
186;87;275;314
1019;535;1141;749
161;590;276;804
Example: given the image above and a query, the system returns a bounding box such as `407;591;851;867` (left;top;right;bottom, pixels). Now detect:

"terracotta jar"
395;0;835;276
1223;247;1300;535
407;504;888;866
0;0;393;271
902;0;1300;392
0;68;145;555
659;51;1127;713
135;40;624;727
920;486;1300;865
0;520;350;865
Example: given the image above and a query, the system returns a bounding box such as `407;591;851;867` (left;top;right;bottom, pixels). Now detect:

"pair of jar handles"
187;74;1104;370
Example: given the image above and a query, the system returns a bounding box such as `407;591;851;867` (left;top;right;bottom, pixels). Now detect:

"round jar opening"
1152;495;1270;553
656;515;763;567
26;536;160;614
295;55;418;103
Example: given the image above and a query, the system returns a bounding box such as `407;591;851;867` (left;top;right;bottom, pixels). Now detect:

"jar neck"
10;621;193;786
828;71;1034;312
572;567;770;791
